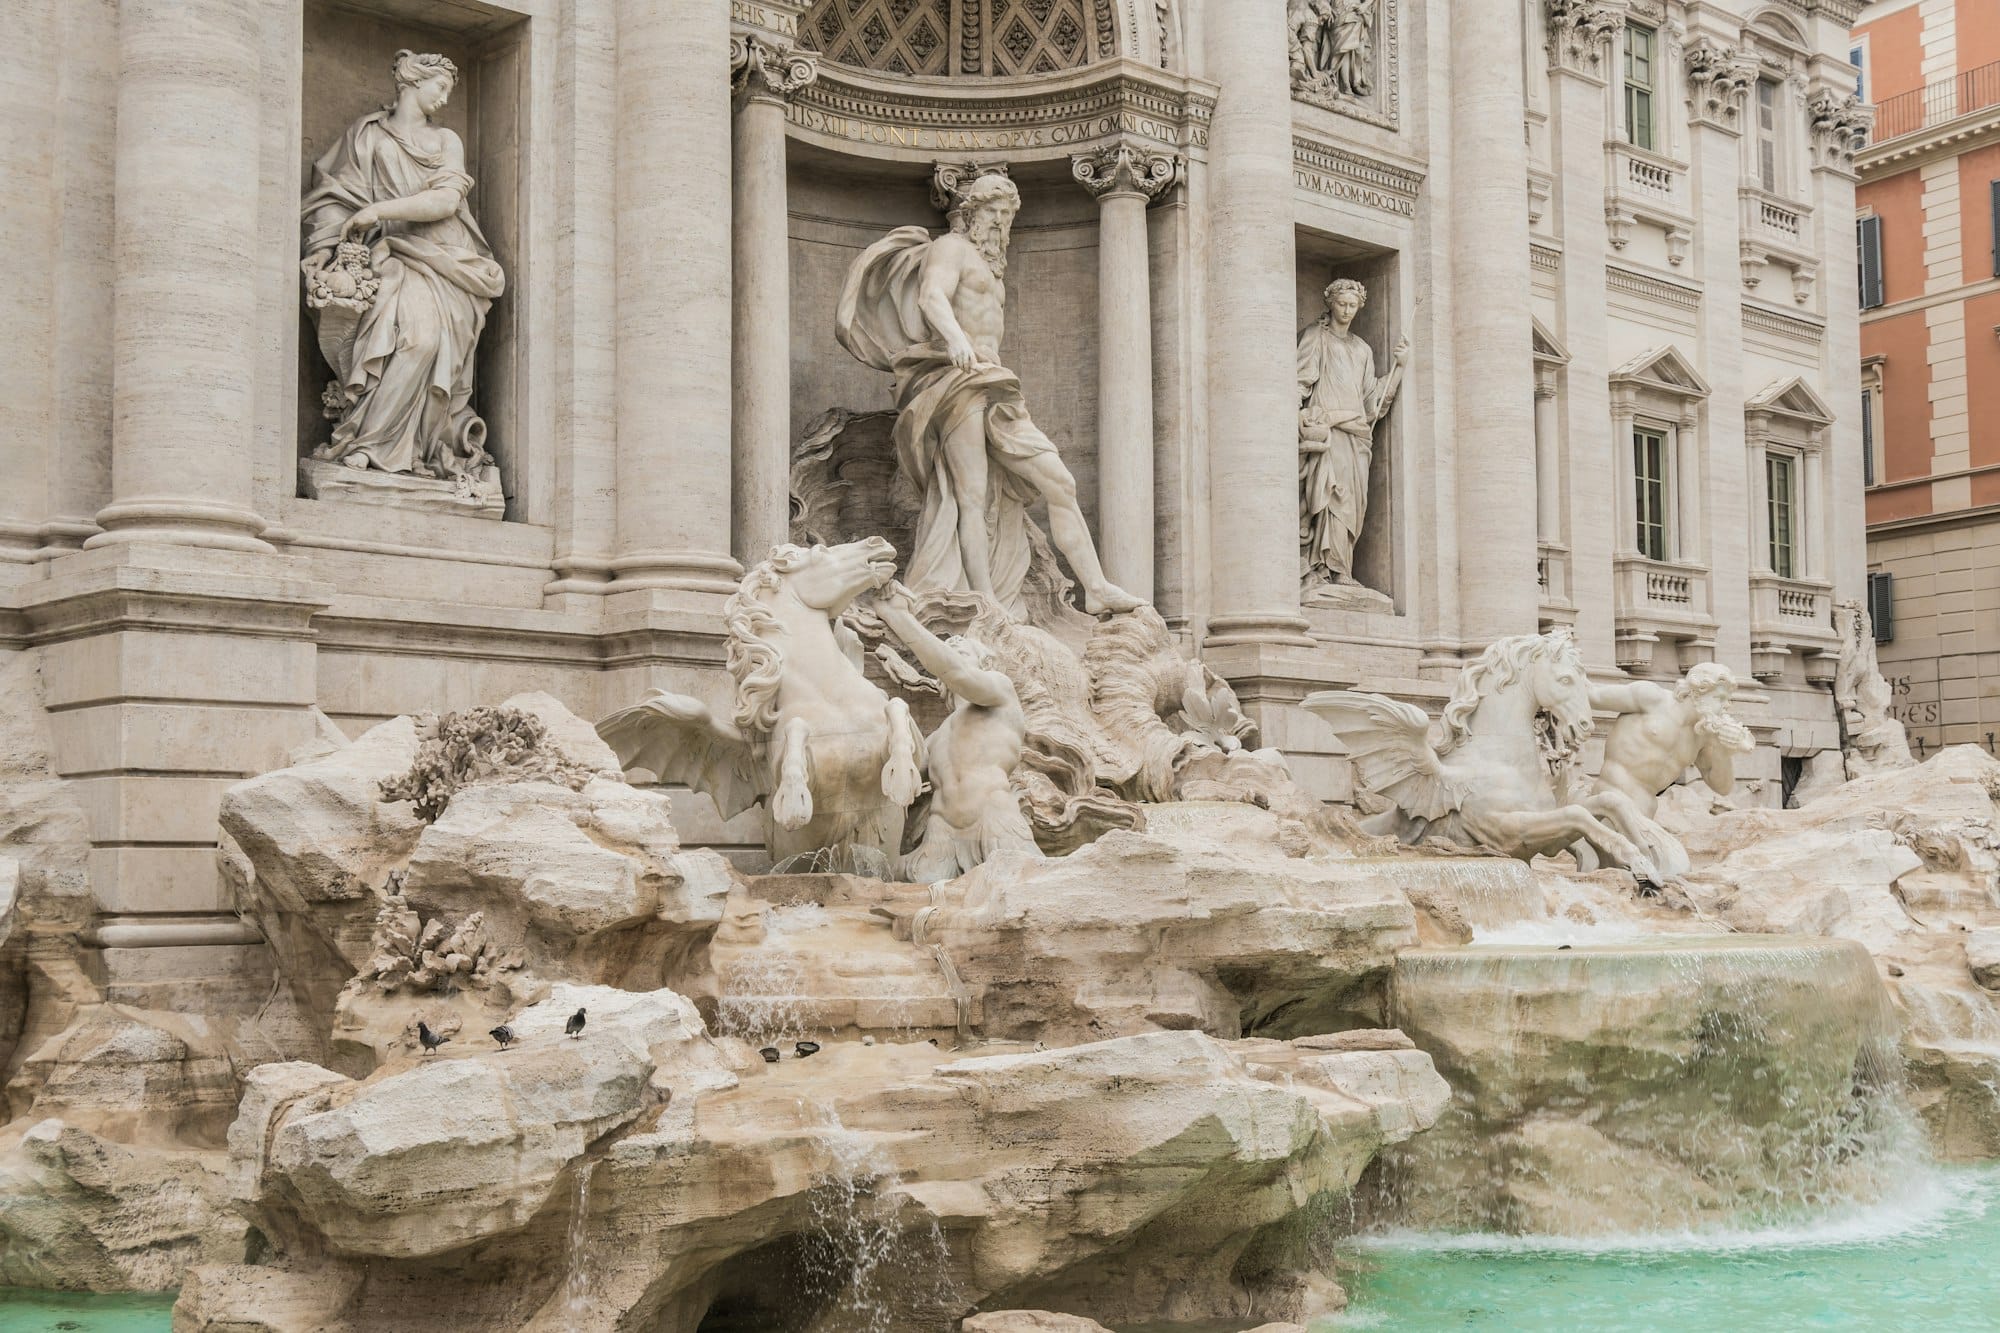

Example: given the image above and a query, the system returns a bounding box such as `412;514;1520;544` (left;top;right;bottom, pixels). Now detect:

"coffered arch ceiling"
802;0;1164;78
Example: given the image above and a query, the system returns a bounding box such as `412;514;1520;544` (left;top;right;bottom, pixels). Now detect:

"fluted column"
1201;3;1311;646
730;35;816;570
612;0;739;596
1073;141;1178;605
1448;0;1539;643
89;0;269;552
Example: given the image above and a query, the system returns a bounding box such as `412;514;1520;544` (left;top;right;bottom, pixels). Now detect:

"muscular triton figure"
837;174;1142;618
873;583;1040;884
1591;663;1756;817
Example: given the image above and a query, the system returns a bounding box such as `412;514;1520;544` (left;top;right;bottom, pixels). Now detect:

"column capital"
1543;0;1625;82
730;33;818;106
1806;90;1871;177
1069;140;1183;204
1684;38;1756;134
931;159;1013;217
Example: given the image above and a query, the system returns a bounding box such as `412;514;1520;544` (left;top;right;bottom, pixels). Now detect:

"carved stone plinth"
1304;581;1395;616
299;459;504;520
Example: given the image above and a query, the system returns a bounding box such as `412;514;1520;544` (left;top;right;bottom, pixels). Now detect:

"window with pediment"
801;0;1116;77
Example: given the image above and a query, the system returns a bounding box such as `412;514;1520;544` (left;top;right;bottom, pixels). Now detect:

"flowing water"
1329;1165;2000;1330
0;1290;176;1330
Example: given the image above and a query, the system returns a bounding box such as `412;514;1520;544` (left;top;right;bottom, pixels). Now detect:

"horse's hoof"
772;774;813;829
882;756;921;807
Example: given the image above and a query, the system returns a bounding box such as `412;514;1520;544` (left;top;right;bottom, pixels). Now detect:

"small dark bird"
1557;944;1573;951
759;1046;781;1063
565;1008;587;1039
489;1025;516;1049
416;1020;450;1056
794;1041;821;1059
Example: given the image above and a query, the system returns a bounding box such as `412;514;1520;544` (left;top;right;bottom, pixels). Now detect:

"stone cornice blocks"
730;32;819;104
1069;139;1180;202
1544;0;1627;82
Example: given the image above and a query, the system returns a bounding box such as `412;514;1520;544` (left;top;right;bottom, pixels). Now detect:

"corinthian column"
611;0;740;598
1448;0;1539;644
1072;140;1179;605
89;0;269;551
1202;4;1311;646
730;34;816;570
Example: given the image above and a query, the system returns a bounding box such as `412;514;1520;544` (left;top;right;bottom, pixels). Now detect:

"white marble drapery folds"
302;109;504;481
1298;319;1400;587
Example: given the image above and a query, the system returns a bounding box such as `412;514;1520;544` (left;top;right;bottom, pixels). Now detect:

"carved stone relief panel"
802;0;1117;77
1288;0;1398;130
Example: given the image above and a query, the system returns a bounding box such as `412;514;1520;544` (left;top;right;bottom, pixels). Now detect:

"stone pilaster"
730;28;816;569
1201;3;1311;647
611;0;741;601
1452;0;1539;645
1072;140;1179;605
89;0;270;553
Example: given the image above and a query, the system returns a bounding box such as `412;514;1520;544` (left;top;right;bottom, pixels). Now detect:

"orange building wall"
1863;304;1934;526
1859;4;1925;102
1959;0;2000;76
1967;289;2000;471
1962;144;2000;283
1859;166;1928;303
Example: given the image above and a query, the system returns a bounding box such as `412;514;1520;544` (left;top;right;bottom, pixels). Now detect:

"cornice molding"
1291;134;1425;218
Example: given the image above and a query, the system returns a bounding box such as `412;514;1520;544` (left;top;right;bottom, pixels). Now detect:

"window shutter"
1857;216;1885;309
1867;570;1894;643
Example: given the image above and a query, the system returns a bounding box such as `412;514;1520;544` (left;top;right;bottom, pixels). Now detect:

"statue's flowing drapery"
1297;320;1394;585
836;226;1064;616
302;112;504;478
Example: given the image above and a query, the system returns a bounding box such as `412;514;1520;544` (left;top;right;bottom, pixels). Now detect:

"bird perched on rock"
416;1020;450;1056
489;1025;516;1050
759;1046;781;1063
565;1008;587;1039
794;1041;821;1059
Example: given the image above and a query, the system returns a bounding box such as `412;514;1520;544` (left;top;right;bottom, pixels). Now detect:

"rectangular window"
1767;452;1797;579
1634;426;1669;561
1861;388;1876;487
1625;25;1657;152
1858;215;1885;309
1756;79;1780;192
1849;45;1866;103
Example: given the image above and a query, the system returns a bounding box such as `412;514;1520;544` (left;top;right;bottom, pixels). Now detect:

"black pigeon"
794;1041;821;1059
416;1020;450;1056
489;1025;516;1049
759;1046;781;1063
565;1008;587;1039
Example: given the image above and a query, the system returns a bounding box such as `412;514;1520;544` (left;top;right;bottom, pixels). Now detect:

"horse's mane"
725;544;812;737
1437;629;1591;763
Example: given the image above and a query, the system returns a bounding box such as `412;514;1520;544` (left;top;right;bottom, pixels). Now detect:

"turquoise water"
0;1290;174;1331
1330;1167;2000;1332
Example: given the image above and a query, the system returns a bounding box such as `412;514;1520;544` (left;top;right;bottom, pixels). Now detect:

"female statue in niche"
1297;277;1408;592
301;50;505;486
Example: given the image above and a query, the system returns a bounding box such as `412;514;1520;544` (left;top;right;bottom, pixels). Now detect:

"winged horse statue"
1305;629;1677;887
596;537;925;874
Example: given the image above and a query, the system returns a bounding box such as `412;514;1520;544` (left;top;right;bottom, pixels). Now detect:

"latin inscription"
731;1;798;39
1293;166;1414;217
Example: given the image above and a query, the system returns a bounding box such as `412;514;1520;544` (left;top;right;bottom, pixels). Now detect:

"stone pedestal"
298;459;505;519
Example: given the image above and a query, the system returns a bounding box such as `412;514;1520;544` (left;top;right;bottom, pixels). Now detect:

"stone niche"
1294;226;1403;610
296;0;528;519
786;148;1106;540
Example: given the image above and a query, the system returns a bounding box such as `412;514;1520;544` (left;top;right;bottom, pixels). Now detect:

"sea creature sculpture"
597;538;925;875
1306;629;1674;886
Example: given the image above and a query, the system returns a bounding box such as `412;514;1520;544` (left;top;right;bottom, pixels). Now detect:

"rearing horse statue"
597;537;925;874
1306;629;1676;886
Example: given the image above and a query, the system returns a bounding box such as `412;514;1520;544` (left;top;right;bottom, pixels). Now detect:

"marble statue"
1305;630;1673;886
1831;600;1914;778
301;51;505;493
1593;665;1755;820
835;173;1141;618
1289;0;1377;100
1298;278;1408;591
596;538;924;874
873;582;1041;883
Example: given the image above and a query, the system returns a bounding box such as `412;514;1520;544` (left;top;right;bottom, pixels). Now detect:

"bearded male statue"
835;173;1141;618
1591;664;1756;819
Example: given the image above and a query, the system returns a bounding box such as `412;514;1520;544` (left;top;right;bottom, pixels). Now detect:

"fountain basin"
1380;935;1910;1236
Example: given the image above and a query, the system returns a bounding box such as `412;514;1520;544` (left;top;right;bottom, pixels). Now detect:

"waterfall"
562;1158;596;1317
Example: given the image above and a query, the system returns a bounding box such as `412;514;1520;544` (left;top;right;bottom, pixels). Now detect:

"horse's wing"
1302;690;1463;821
596;690;764;820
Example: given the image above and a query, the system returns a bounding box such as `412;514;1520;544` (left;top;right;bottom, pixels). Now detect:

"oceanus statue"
596;538;925;874
1306;630;1677;886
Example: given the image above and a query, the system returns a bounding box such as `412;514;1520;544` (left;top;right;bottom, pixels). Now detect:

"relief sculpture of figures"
301;50;505;492
1289;0;1377;99
1298;278;1408;592
835;173;1142;618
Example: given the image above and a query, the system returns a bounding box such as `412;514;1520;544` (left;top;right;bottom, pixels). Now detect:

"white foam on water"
1469;919;1667;947
1351;1164;1984;1257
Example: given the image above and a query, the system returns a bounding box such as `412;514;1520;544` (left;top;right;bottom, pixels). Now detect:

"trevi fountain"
2;1;1994;1330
